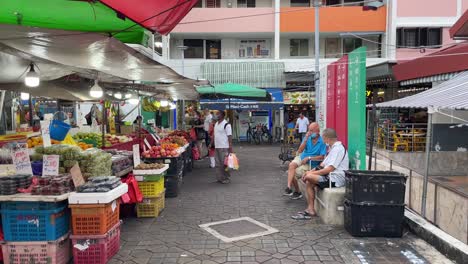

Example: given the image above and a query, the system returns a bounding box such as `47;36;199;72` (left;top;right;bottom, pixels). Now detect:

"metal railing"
367;123;428;152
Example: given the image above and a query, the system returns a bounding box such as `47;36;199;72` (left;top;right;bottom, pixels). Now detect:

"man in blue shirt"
284;122;327;199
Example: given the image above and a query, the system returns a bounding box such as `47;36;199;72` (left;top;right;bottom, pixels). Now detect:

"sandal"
292;211;316;220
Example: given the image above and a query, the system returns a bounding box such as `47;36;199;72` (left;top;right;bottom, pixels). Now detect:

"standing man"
212;111;233;184
203;109;213;147
295;112;310;142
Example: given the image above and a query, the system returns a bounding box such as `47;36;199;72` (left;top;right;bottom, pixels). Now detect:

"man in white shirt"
295;113;310;142
292;128;349;220
203;109;213;146
211;110;233;184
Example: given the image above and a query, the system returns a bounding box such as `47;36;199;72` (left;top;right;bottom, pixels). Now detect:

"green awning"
0;0;146;44
197;83;272;101
201;62;285;88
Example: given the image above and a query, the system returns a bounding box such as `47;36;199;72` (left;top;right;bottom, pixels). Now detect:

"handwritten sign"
133;144;141;166
151;133;159;144
40;121;51;147
70;163;85;187
42;155;59;176
144;138;151;149
11;149;33;175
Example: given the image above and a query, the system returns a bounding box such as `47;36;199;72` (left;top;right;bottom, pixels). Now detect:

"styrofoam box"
68;183;128;204
133;164;169;175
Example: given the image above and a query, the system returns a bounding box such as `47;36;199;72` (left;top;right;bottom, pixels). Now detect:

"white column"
274;0;280;60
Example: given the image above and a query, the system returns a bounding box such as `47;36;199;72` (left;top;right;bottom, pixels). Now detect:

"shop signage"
70;163;85;188
348;47;367;170
326;64;337;129
335;56;349;148
40;120;51;147
133;144;141;166
42;155;59;176
318;67;328;131
283;92;315;105
11;148;33;175
238;39;270;58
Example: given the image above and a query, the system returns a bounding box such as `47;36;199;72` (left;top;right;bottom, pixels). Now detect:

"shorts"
292;156;310;179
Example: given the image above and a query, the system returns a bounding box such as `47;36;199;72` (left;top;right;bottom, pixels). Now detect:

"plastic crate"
2;201;68;211
345;170;407;204
344;200;404;237
138;179;164;198
69;199;120;236
1;233;71;264
1;207;70;241
136;191;165;218
71;222;121;264
135;174;164;182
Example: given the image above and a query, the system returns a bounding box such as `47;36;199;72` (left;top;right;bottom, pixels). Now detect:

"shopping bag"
192;146;200;160
190;128;197;141
121;174;143;204
224;153;239;171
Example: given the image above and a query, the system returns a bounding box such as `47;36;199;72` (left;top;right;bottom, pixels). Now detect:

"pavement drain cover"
350;241;428;264
199;217;278;243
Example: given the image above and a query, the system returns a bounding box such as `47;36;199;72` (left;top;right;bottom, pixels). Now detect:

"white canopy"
376;71;468;110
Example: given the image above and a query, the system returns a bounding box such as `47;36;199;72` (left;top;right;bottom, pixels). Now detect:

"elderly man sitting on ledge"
292;128;349;220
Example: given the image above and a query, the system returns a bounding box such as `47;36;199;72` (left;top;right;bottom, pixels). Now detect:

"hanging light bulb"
114;92;122;99
20;92;30;100
24;63;40;87
160;100;169;107
125;93;132;99
128;98;139;105
89;81;103;98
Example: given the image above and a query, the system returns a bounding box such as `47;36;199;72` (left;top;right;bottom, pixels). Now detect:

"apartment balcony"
280;6;387;33
171;7;275;34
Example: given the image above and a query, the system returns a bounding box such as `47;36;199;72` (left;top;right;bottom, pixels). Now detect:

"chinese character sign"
326;64;337;129
318;67;328;131
335;56;349;147
348;47;367;170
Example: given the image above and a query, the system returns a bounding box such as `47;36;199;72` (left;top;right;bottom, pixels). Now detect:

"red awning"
450;9;468;39
393;43;468;82
100;0;199;35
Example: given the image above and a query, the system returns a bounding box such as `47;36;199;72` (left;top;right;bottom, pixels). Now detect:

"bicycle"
246;122;260;145
258;124;273;144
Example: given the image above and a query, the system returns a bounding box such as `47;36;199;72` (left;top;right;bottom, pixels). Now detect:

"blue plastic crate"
1;201;68;211
1;206;70;241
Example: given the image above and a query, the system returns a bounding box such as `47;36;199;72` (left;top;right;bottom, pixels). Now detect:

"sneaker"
290;192;303;200
283;187;293;196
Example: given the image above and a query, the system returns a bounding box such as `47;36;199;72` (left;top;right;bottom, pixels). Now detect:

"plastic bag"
192;146;200;160
120;174;143;204
62;133;77;146
224;153;239;170
190;128;197;141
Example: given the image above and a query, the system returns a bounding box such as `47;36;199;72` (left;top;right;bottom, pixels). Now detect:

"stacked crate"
0;201;71;264
69;199;121;264
135;173;166;218
142;156;184;197
344;170;407;237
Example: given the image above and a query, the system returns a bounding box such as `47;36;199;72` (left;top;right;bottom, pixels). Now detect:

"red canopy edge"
100;0;199;35
393;43;468;82
450;9;468;39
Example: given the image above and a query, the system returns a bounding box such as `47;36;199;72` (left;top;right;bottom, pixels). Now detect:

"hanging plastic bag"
190;128;197;142
224;153;239;171
192;146;200;160
62;133;77;146
121;174;143;204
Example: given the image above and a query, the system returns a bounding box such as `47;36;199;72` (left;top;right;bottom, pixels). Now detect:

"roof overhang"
450;10;468;40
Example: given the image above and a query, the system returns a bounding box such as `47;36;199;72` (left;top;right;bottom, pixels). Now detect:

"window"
184;39;204;58
396;28;442;48
206;0;220;8
238;0;256;7
291;0;310;7
325;0;340;6
290;39;309;56
194;0;203;7
325;38;341;58
343;38;362;53
206;40;221;59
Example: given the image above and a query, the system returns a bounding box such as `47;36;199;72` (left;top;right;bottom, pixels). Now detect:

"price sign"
70;163;85;187
42;155;59;176
40;120;51;147
133;144;141;166
11;149;33;175
144;138;151;149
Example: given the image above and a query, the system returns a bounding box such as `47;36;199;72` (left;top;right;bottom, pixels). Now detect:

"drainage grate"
350;242;428;264
199;217;278;243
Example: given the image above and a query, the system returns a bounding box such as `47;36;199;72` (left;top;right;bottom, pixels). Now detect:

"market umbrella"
196;83;272;102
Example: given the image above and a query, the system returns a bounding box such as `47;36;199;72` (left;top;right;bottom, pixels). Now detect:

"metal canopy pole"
421;107;434;218
314;0;321;122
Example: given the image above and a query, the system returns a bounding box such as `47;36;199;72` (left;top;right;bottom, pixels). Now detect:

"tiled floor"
112;145;454;264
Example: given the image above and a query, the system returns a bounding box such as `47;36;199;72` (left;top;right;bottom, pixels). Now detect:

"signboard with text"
326;64;337;129
11;149;33;175
318;66;328;131
42;155;59;176
335;56;349;148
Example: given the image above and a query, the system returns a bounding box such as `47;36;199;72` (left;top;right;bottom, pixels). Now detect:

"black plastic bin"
142;156;184;177
344;199;404;237
345;170;407;204
165;170;183;198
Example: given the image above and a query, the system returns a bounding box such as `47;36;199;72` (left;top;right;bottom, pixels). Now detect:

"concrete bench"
297;177;345;226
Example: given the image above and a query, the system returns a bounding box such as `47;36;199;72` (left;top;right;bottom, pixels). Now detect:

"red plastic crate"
71;222;121;264
1;233;71;264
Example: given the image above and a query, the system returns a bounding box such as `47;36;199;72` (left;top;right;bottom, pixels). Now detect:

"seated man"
292;128;349;220
283;123;327;199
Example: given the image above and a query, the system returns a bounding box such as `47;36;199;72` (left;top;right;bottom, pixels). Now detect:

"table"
0;192;70;202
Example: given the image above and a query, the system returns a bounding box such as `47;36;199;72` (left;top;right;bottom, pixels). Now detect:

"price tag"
151;133;159;144
40;121;51;147
144;138;151;149
70;163;85;187
42;155;59;176
11;149;33;175
133;144;141;166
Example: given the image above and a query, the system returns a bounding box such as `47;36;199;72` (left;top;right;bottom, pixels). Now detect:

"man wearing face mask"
284;123;327;200
211;110;233;184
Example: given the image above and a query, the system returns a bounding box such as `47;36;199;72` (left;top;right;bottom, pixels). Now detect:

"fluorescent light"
20;93;30;100
169;102;176;109
125;93;132;99
89;81;103;98
128;98;139;105
114;92;122;99
24;64;40;87
160;100;169;107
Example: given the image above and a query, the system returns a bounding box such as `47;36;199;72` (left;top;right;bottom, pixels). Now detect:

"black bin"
345;170;407;204
165;170;183;198
143;156;184;177
344;200;404;237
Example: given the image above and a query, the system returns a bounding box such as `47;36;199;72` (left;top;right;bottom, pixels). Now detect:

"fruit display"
76;176;121;193
161;135;188;147
78;149;112;178
134;163;165;170
142;143;180;158
73;132;134;148
168;130;191;142
27;136;60;148
0;175;32;195
31;174;74;195
111;155;133;175
77;142;94;150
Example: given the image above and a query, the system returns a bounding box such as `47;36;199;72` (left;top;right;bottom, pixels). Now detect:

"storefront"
283;91;315;123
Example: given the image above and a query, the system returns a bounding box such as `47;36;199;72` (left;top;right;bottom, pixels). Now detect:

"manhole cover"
350;242;428;264
199;217;278;242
